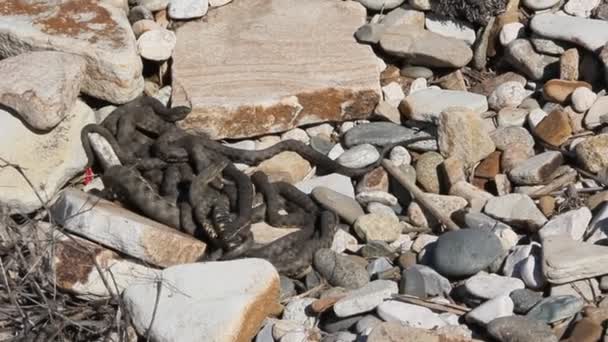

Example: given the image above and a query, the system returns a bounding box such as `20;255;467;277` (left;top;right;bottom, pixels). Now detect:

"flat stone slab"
400;88;488;123
172;0;381;139
541;234;608;284
50;189;206;268
530;13;608;52
0;0;143;104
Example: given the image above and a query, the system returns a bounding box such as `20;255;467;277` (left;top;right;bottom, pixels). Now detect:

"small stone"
356;191;397;208
312;187;364;225
331;229;359;254
400;65;433;79
354;213;401;243
355;23;386;44
438;107;496;167
485;194;547;230
526;295;584;323
256;152;311;184
505;39;559;80
543;79;591;103
441;157;466;189
502;244;533;278
497;108;528;127
565;0;600;17
368;202;399;218
123;259;280;342
168;0;209;19
521;255;547;290
575;133;608;173
337;144;380;168
400;88;489;123
449;181;494;212
508;151;564;185
495;174;513;196
137;29;176;61
466;272;525;300
511;289;545;314
538;207;592;240
357;168;390;193
487;316;558;342
415;152;444;193
314;249;370;290
399;267;426;298
389;146;411;166
355;315;383;335
425;14;477;45
488;81;530;110
411;234;438;254
466;295;514;327
334;280;398;317
374;101;401;123
564;316;604;342
376;300;446;329
397;252;417;269
571;87;597;112
367;258;394;277
560;48;580;81
380;25;473;68
541;234;608;284
500;22;525;46
491;127;536;151
530;35;569;56
432;229;504;278
502;143;536;172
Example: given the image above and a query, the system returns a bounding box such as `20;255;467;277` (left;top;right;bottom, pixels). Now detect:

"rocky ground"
3;0;608;341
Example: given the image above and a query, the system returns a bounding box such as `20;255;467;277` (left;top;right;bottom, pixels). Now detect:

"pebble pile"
4;0;608;341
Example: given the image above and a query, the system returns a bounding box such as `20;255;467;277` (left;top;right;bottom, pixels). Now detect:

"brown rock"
475;151;502;179
560;48;579;81
533;109;573;146
501;143;535;172
357;167;389;193
310;295;345;314
440;157;466;190
539;195;556;218
397;252;418;269
255;151;311;184
470;71;526;97
576;134;608;173
172;0;381;139
437;70;467;91
587;191;608;210
381;65;402;86
415;152;444;193
564;106;585;133
562;317;603;342
543;79;591;103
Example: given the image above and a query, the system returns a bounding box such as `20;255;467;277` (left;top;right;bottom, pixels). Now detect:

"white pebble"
377;300;446;329
488;81;529;110
389;146;411;165
209;0;232;6
571;87;597;112
168;0;209;19
408;77;428;95
564;0;600;17
137;29;176;61
465;295;514;327
527;108;548;129
519;254;545;289
500;22;525;46
337;144;380;168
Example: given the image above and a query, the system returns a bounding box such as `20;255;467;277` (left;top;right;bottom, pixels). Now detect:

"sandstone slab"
172;0;381;139
541;234;608;284
123;259;281;342
0;0;143;104
0;51;86;130
0;101;94;213
50;189;206;267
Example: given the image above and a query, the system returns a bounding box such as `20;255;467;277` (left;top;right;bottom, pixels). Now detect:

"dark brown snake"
81;96;434;275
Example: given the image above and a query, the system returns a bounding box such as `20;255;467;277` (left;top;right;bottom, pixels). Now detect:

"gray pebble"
526;295;584;323
355;315;383;335
411;264;452;297
487;316;558;342
129;5;154;23
314;249;370;290
337;144;380;168
312;187;364;224
401;65;434;79
280;275;296;300
343;122;436;150
367;257;394;277
310;135;335;155
400;267;426;298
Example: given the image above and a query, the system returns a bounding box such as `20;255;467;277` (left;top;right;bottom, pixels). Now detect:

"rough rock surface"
123;259;281;342
172;0;381;139
0;101;94;213
0;0;143;104
0;51;86;130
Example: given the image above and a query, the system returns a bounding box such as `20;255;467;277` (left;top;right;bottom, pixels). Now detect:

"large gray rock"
531;13;608;51
0;101;94;213
380;24;473;68
123;259;281;342
0;0;143;104
0;51;86;130
172;0;381;139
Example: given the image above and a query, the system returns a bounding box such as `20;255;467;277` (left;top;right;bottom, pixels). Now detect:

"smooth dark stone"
310;135;335;155
343;122;437;150
432;228;503;278
321;313;365;333
511;289;544;314
487;316;558;342
526;295;584;323
314;249;370;290
128;5;154;24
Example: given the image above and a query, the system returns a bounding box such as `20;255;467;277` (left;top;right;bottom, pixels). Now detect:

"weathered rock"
491;127;536;151
541;234;608;284
314;249;370;290
560;48;579;80
354;213;401;243
543;79;591;103
533;110;573;146
415;152;444;193
172;0;381;139
0;101;94;213
296;173;354;198
470;72;527;97
256;151;311;184
497;108;528;127
380;24;472;68
488;81;529;110
487;316;558;342
168;0;209;19
123;259;281;342
400;88;488;123
530;13;608;51
465;272;525;300
343;121;436;151
0;51;86;130
505;39;559;80
511;289;544;314
501;143;535;172
575;134;608;172
584;95;608;128
337;144;380;168
571;87;596;112
508;151;563;185
438;107;496;167
51;189;206;267
485;194;547;230
367;322;473;342
0;0;143;103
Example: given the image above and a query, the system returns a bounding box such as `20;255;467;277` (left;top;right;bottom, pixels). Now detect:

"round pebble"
337;144;380;168
137;29;176;61
432;229;504;278
571;87;597;112
313;249;370;290
488;81;529;110
356;191;398;207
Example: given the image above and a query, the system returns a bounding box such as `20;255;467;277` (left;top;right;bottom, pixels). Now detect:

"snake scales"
81;96;432;276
